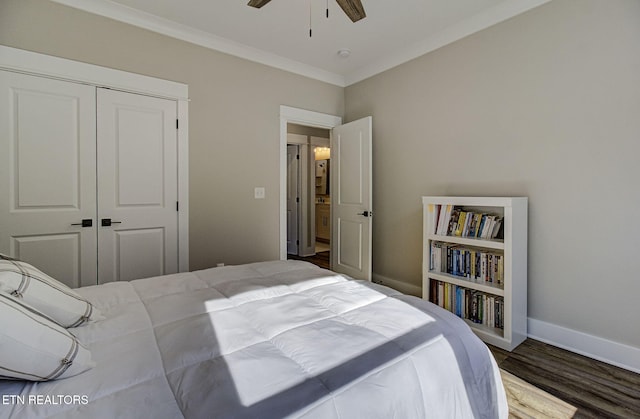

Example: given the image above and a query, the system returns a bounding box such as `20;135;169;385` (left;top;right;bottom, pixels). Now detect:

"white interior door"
0;71;97;288
97;89;178;284
287;145;300;255
331;116;372;280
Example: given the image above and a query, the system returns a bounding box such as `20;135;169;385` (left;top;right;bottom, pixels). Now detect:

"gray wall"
345;0;640;349
2;0;639;353
0;0;344;270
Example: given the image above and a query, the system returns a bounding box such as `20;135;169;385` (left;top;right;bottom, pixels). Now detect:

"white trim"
49;0;345;87
372;273;422;297
48;0;550;87
345;0;552;85
177;100;189;272
286;133;308;145
279;106;341;260
528;318;640;374
0;45;188;100
1;46;190;273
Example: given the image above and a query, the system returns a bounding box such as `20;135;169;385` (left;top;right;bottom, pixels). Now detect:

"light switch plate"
254;187;265;199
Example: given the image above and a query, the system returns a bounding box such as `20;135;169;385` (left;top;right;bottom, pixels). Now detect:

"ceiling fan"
248;0;366;23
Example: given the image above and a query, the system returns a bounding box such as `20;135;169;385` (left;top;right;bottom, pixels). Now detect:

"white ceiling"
52;0;550;86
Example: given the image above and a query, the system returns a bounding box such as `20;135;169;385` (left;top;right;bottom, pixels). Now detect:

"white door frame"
0;45;190;272
279;106;341;260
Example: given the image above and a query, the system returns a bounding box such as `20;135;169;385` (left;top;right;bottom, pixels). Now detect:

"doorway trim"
279;106;342;260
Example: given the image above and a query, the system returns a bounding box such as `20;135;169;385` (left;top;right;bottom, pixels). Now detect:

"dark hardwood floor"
287;251;330;269
489;339;640;418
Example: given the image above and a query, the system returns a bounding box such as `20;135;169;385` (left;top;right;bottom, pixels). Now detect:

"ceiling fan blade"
336;0;366;22
247;0;272;8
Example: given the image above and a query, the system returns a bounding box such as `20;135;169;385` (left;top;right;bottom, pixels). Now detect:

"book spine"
454;211;466;237
447;208;460;236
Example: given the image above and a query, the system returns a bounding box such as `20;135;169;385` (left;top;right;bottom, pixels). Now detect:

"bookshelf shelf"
422;196;527;351
426;234;504;250
427;271;505;297
464;320;510;347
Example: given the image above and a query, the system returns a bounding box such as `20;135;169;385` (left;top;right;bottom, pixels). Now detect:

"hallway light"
314;147;331;160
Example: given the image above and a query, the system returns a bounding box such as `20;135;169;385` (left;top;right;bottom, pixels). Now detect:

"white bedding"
0;261;507;418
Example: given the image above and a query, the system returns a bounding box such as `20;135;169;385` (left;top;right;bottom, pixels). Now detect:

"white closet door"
97;89;178;284
0;71;97;288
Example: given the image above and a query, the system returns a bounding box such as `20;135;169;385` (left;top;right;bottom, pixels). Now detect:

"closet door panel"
115;106;165;206
11;234;82;288
0;71;97;288
97;89;178;284
115;228;165;282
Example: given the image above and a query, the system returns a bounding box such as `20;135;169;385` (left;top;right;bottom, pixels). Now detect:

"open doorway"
286;123;331;269
278;106;342;263
279;106;373;280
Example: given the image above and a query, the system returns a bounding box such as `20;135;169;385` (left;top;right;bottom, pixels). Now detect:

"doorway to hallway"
286;123;331;268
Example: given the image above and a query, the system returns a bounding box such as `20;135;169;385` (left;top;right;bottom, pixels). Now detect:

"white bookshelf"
422;196;527;351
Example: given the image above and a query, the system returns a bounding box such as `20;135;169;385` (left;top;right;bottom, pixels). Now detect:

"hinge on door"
296;197;300;203
296;240;299;245
176;201;179;211
296;154;300;160
176;119;179;129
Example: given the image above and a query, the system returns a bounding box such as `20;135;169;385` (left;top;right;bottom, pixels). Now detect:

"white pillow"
0;291;95;381
0;255;103;328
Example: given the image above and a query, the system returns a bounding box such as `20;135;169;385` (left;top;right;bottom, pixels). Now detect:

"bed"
0;260;507;418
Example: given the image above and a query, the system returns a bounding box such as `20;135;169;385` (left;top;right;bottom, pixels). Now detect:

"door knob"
71;219;93;227
101;218;122;227
357;211;372;217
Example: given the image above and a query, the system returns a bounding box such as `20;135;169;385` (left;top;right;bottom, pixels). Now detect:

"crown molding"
50;0;347;87
51;0;551;88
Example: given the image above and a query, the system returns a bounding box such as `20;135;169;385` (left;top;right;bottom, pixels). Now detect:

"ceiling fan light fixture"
247;0;272;8
247;0;366;23
336;0;366;22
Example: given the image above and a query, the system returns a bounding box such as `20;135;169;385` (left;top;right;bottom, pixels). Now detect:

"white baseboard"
371;273;422;297
528;318;640;374
372;273;640;374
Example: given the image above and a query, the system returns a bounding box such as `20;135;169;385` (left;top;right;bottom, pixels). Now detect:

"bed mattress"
0;260;507;418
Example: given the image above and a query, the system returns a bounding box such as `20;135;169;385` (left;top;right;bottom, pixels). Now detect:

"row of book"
430;241;504;285
433;205;503;239
429;280;505;329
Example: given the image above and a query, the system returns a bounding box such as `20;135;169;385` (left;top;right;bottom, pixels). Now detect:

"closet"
0;49;188;288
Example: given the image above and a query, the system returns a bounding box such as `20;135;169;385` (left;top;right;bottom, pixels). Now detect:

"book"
436;204;447;235
476;215;486;238
436;204;452;235
462;211;473;237
467;213;478;237
447;208;460;236
491;216;503;239
481;215;495;239
454;211;467;236
433;204;441;235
